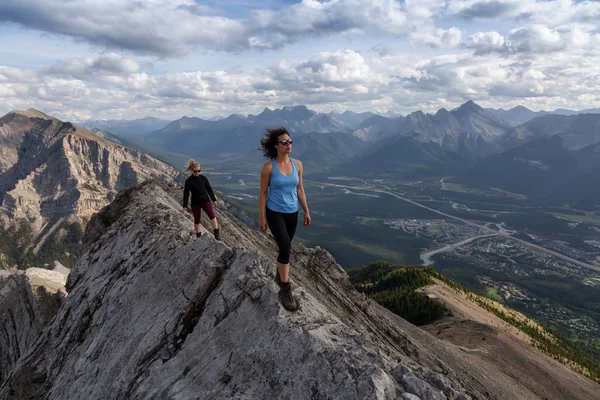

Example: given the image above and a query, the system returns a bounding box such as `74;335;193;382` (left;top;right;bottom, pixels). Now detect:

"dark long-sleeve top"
183;174;216;207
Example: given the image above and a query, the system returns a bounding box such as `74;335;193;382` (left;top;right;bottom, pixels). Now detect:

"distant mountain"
454;135;600;204
454;136;574;197
248;105;352;134
382;111;405;119
327;110;374;127
487;106;600;126
144;115;264;159
288;131;369;167
88;128;123;145
398;101;511;157
350;115;402;142
504;113;600;150
486;106;550;126
140;106;357;159
333;134;468;178
215;130;370;172
80;116;170;137
559;141;600;204
553;108;600;116
0;108;185;269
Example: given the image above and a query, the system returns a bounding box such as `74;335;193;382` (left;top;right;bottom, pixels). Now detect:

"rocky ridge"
3;180;595;399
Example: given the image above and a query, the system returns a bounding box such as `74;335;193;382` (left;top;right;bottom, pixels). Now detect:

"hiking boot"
196;232;202;238
213;229;221;241
279;282;298;312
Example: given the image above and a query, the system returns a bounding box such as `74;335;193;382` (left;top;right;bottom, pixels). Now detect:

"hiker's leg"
203;202;220;239
279;211;298;281
191;205;202;234
203;202;218;229
266;208;292;282
283;211;299;243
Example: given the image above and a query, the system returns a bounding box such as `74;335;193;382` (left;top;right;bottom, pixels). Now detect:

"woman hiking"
259;128;311;311
182;159;220;240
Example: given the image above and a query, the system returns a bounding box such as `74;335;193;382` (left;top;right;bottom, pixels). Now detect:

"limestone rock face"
24;268;67;295
0;109;185;228
0;109;187;269
1;180;563;400
0;272;64;384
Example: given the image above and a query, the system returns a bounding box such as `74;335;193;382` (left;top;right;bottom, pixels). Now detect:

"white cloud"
507;24;595;54
468;31;506;54
508;25;567;53
411;27;463;48
0;85;17;98
0;67;40;83
1;0;600;118
285;50;375;87
468;24;597;55
449;0;600;26
45;54;140;80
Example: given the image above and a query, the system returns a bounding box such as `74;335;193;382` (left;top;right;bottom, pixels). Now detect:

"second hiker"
182;159;221;240
259;127;311;312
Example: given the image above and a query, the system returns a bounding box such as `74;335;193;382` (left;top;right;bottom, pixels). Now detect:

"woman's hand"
304;211;311;227
260;217;268;232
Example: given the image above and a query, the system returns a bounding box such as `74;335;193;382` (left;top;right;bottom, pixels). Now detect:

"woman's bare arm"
296;160;311;226
259;162;272;232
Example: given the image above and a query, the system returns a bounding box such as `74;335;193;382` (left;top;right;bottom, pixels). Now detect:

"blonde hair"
185;159;200;172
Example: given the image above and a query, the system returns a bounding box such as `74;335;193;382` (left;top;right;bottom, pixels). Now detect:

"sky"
0;0;599;121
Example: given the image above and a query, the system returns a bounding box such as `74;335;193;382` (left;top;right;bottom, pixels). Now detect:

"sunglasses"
279;139;293;145
192;169;201;173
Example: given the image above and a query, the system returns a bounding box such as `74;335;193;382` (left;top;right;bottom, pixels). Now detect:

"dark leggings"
266;207;298;264
191;202;215;224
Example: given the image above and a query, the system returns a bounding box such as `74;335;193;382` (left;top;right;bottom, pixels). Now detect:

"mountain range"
503;113;600;150
487;105;600;126
0;109;185;269
80;116;170;137
454;135;600;204
102;101;598;161
136;105;375;160
80;104;600;137
78;101;600;202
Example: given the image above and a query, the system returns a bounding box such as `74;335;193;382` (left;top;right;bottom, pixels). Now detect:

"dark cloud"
44;54;139;80
489;84;547;98
507;25;567;54
371;45;391;57
0;0;413;57
458;1;513;19
175;4;224;16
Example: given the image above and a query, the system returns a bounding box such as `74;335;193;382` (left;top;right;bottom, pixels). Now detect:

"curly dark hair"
259;127;290;159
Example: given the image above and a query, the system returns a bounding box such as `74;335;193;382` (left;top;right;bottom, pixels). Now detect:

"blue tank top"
267;158;299;213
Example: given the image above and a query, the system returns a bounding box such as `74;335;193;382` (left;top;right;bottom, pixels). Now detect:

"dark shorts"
191;202;215;224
